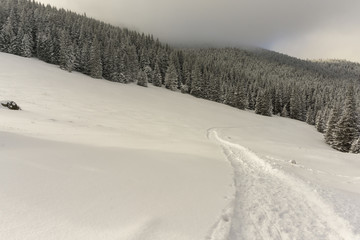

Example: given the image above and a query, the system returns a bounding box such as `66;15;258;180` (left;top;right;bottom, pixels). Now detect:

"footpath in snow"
207;128;360;240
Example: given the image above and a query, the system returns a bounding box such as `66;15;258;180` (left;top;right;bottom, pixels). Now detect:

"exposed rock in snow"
1;100;21;110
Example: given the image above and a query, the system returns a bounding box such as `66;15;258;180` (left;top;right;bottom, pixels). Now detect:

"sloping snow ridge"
1;53;360;239
208;129;360;240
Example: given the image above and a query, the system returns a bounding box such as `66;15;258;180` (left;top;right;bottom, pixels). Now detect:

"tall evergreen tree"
20;32;32;57
59;30;75;72
36;25;55;63
144;65;153;83
164;61;178;91
332;86;359;152
290;89;301;120
0;9;17;53
127;45;139;81
190;62;203;97
324;106;340;145
350;137;360;154
152;62;162;87
235;83;247;110
255;89;272;116
136;69;148;87
305;107;315;125
315;110;326;133
281;105;289;117
79;41;90;74
89;36;102;79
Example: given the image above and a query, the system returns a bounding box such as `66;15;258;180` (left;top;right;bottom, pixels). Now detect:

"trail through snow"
207;128;360;240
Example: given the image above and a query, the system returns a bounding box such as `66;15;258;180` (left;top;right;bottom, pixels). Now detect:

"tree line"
0;0;359;153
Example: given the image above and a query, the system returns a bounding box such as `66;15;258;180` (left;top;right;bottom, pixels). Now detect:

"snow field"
0;53;234;240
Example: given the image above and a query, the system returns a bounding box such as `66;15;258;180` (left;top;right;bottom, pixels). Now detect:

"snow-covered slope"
0;53;234;240
208;129;360;240
1;53;359;240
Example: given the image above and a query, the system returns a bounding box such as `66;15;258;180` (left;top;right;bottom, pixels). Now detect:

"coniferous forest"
1;0;359;153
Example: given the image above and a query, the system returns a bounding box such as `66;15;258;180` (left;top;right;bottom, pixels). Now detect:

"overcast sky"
37;0;360;63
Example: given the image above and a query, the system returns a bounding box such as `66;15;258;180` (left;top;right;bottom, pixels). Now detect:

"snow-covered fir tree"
350;137;360;154
20;33;32;57
324;106;340;145
152;63;162;87
332;86;359;152
136;69;148;87
144;66;153;84
89;36;102;79
59;30;75;72
164;61;178;91
0;8;17;53
306;107;315;125
255;89;272;116
315;110;326;133
281;105;289;118
190;62;203;97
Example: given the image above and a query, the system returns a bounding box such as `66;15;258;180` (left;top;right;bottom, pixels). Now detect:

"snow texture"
208;129;360;240
0;53;233;240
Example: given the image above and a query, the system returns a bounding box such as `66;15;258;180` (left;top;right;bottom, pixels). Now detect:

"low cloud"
38;0;360;62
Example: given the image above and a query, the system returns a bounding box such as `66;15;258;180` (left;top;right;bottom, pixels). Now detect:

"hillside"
1;0;359;154
1;53;360;239
0;52;233;239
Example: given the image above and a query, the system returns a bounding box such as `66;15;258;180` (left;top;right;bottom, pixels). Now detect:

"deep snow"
1;53;359;239
0;53;233;240
208;129;360;240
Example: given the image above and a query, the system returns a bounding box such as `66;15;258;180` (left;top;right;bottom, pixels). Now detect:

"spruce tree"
152;63;162;87
79;41;90;75
183;60;192;92
139;48;150;69
20;32;32;57
324;106;339;145
290;89;300;120
235;84;246;110
127;45;139;81
89;36;102;79
350;137;360;154
315;110;326;133
190;63;203;97
255;89;272;116
305;107;315;125
36;26;55;63
59;30;75;72
164;62;178;91
136;69;148;87
0;10;17;53
207;74;220;102
264;90;272;115
102;41;115;80
281;105;289;117
332;86;358;152
144;65;153;83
